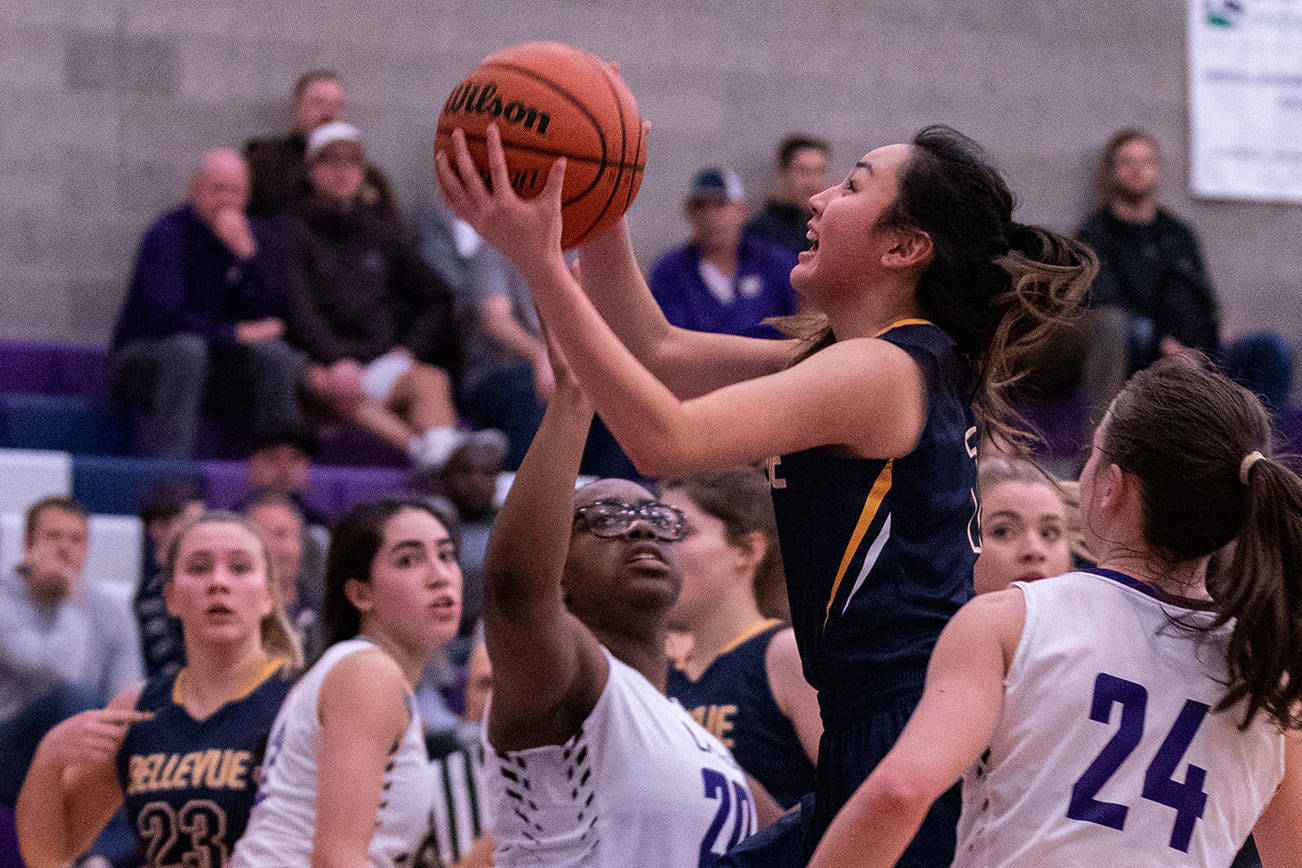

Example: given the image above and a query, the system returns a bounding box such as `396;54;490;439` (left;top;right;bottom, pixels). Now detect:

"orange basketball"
435;42;647;249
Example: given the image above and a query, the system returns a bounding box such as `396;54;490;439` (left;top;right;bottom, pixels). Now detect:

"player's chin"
789;260;814;296
625;573;683;612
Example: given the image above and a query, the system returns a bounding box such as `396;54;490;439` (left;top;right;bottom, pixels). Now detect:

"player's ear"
733;531;769;577
1095;461;1127;511
882;227;933;270
343;577;375;616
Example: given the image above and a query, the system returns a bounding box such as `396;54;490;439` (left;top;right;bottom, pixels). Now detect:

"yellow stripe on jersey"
720;619;783;655
872;317;933;338
824;460;894;625
172;658;285;708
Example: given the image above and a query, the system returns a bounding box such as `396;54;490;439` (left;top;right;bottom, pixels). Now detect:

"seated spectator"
1077;128;1293;413
246;491;327;666
134;478;206;679
110;148;306;459
452;241;634;476
245;69;396;219
239;425;331;527
743;134;832;256
649;167;798;339
273;122;474;470
0;497;141;808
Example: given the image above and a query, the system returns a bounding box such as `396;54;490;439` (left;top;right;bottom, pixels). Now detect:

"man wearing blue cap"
648;167;798;339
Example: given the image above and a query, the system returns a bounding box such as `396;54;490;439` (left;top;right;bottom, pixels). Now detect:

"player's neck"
680;592;766;680
360;628;426;685
1095;552;1210;601
595;623;670;692
179;641;275;719
826;281;919;343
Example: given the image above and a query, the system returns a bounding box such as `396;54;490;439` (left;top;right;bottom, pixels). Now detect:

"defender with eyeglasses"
572;499;687;541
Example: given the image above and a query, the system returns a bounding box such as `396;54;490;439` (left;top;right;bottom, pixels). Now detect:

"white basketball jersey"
487;648;757;866
231;638;433;867
955;570;1285;867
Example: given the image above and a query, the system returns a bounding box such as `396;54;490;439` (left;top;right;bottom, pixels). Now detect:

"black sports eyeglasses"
572;499;687;541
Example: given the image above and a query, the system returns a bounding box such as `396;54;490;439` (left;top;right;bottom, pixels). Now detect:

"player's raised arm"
576;218;801;398
478;350;609;750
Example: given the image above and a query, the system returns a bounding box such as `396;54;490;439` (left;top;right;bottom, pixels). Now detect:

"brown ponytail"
1103;363;1302;729
1212;456;1302;728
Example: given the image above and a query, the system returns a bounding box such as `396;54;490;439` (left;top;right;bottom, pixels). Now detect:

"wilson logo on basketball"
442;82;552;135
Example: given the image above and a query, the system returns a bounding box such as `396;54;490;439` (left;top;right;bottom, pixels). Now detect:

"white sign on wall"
1188;0;1302;202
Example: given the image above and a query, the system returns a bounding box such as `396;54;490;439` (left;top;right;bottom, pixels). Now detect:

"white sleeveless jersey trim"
486;648;757;867
231;638;433;867
954;571;1284;867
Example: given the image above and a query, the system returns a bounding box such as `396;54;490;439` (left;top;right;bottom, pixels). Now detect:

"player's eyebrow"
855;160;873;176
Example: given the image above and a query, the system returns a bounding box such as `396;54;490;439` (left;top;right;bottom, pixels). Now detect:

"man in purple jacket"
648;167;798;340
111;148;305;458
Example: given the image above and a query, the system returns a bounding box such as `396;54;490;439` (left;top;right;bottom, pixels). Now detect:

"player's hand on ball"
436;124;566;275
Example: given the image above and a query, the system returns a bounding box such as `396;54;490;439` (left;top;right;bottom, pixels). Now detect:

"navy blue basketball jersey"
667;619;817;809
116;661;295;867
767;320;978;712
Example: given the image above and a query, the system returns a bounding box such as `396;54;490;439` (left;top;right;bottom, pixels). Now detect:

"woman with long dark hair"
231;497;462;867
811;363;1302;866
437;121;1095;862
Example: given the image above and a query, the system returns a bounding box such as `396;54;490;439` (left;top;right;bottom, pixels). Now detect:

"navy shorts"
722;681;960;867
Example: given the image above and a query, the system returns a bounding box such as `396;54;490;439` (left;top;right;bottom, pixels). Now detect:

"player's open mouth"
429;597;459;616
626;543;668;567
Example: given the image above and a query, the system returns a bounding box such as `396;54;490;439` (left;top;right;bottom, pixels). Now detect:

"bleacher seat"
0;340;109;398
202;459;408;518
0;393;132;455
0;512;142;605
71;455;206;516
0;448;72;513
0;339;409;467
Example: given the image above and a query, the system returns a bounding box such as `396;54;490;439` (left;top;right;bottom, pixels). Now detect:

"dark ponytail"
772;127;1095;449
881;127;1097;450
1103;362;1302;729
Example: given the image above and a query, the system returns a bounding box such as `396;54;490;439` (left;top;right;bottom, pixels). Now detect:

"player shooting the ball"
437;110;1094;864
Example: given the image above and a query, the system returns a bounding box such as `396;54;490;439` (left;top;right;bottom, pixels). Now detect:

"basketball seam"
478;59;610;206
432;128;644;171
572;66;633;246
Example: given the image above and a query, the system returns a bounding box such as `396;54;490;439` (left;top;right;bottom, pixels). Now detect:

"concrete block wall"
3;0;1300;364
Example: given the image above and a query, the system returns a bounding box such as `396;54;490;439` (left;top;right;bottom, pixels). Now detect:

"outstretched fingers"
542;155;567;209
484;124;514;197
434;141;472;217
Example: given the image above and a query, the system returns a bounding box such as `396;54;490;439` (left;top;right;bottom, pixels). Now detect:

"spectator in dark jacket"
1076;128;1292;413
110;148;306;458
274;122;475;470
743;134;832;257
244;69;397;219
